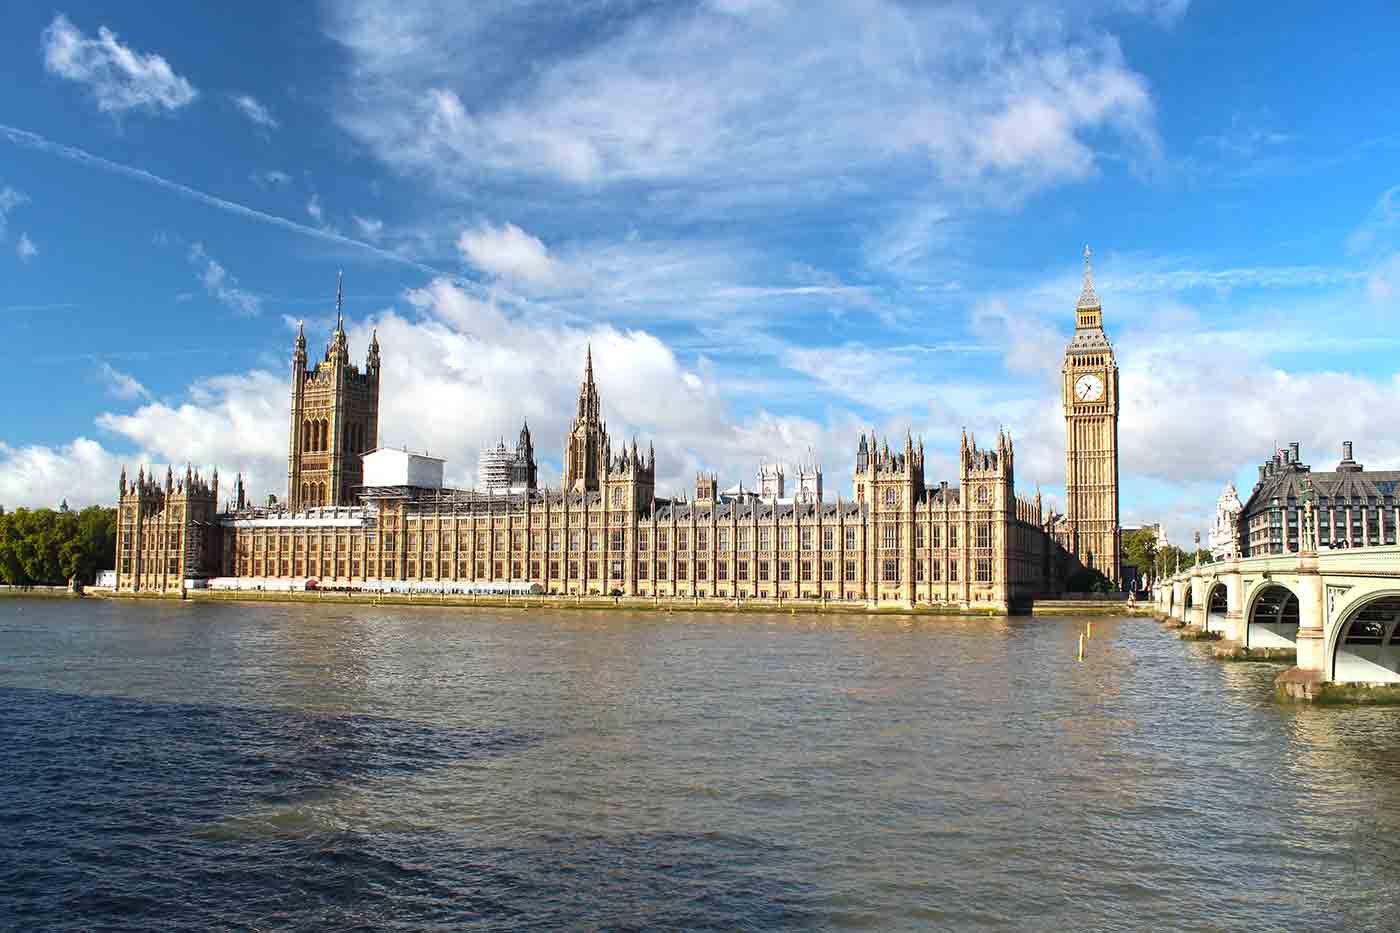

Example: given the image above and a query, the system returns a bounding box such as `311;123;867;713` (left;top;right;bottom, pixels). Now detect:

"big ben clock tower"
1062;246;1121;584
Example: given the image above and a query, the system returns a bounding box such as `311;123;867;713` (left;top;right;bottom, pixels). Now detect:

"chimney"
1337;440;1364;473
1289;442;1300;463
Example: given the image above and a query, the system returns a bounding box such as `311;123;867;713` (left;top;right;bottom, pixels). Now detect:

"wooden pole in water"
1087;620;1093;639
1077;633;1085;662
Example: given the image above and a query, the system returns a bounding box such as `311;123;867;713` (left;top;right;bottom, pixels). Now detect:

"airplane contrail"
0;122;453;279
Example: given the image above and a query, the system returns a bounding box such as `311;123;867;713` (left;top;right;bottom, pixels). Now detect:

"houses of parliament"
113;250;1121;609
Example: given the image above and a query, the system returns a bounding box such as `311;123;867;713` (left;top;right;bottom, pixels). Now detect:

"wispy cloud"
188;242;261;316
41;14;197;114
0;185;27;236
16;233;38;262
353;215;384;240
0;123;450;276
326;0;1162;195
99;361;152;401
1200;120;1290;158
3;302;78;313
229;93;278;129
251;169;291;186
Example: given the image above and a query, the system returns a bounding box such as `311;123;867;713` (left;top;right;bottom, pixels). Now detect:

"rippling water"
3;599;1400;930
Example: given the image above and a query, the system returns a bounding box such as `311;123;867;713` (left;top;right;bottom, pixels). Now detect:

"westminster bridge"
1151;545;1400;699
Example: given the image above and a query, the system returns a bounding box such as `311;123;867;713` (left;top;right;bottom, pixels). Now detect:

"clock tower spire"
1062;245;1121;585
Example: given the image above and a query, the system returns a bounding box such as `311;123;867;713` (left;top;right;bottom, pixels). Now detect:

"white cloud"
353;215;384;240
0;438;124;510
456;221;558;285
98;362;151;401
961;257;1400;546
326;1;1161;194
229;93;278;129
307;193;325;225
41;14;197;114
188;243;261;315
16;233;38;262
0;281;855;507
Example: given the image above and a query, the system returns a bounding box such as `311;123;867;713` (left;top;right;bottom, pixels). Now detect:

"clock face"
1074;374;1104;402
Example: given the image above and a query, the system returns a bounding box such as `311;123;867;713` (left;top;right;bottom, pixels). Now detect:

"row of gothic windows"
301;481;330;507
301;419;371;454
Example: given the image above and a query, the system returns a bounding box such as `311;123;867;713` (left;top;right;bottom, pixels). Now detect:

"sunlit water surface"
3;599;1399;931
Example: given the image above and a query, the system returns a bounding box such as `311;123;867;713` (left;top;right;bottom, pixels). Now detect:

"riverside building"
115;260;1119;608
1240;441;1400;556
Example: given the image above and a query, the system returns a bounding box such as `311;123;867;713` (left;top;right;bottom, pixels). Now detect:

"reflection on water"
3;600;1400;930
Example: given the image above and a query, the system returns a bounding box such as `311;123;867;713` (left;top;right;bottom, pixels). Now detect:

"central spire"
565;343;608;492
335;270;345;332
1077;244;1100;311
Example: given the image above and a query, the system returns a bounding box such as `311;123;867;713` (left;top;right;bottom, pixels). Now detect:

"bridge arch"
1205;581;1228;634
1243;581;1299;650
1331;592;1400;684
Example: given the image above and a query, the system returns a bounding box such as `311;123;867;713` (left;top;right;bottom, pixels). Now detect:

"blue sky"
3;0;1399;544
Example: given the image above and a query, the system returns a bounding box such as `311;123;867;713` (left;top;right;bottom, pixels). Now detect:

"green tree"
0;505;117;586
1122;528;1158;580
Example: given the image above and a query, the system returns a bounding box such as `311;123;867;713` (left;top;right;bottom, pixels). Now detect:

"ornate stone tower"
563;345;609;492
1061;246;1121;584
852;430;925;512
603;438;656;512
512;420;538;491
287;273;381;510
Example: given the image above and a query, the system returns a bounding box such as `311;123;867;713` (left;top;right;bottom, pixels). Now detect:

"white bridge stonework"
1152;546;1400;690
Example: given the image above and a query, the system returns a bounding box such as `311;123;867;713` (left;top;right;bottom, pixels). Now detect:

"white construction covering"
363;447;444;488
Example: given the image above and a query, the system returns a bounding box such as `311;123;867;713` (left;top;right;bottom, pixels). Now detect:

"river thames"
2;599;1399;930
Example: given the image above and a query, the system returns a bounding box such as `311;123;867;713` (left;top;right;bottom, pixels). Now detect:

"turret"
367;327;381;378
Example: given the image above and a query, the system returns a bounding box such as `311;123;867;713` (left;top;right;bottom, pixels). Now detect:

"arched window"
303;420;312;452
301;482;309;505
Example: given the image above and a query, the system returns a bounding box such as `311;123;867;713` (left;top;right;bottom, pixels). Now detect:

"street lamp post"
1300;478;1317;555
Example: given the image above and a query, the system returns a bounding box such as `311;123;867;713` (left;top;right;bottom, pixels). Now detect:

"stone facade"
112;268;1106;607
114;464;221;592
